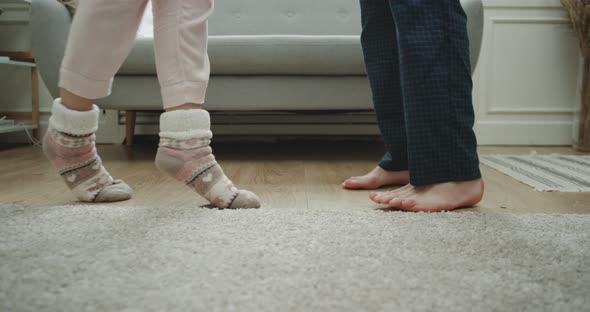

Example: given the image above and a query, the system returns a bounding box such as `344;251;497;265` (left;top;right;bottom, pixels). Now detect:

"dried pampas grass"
562;0;590;151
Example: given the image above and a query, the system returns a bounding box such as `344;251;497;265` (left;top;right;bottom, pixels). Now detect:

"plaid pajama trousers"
360;0;481;186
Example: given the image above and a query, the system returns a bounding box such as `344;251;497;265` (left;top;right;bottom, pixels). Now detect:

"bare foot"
370;179;484;212
342;167;410;190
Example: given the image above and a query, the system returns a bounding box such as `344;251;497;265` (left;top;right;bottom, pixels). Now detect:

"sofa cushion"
98;75;373;111
119;35;366;76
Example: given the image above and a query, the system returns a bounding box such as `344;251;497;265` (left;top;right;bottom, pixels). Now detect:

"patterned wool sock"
43;98;133;202
155;109;260;208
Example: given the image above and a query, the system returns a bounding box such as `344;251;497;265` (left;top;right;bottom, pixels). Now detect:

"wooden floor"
1;140;589;214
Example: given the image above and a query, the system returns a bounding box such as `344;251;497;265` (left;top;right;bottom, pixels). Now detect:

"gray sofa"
31;0;483;144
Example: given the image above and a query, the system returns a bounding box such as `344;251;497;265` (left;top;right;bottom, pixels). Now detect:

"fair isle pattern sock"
43;99;133;202
155;109;260;208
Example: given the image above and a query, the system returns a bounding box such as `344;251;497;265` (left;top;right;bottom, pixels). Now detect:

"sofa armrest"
31;0;72;98
463;0;484;72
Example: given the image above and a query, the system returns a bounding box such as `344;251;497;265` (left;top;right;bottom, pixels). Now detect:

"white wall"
473;0;581;145
0;0;582;145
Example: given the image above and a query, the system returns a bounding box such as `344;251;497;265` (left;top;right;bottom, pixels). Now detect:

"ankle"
48;98;100;136
165;103;204;112
60;88;95;112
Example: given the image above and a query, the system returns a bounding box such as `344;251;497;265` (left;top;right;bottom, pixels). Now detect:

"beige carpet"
1;204;589;312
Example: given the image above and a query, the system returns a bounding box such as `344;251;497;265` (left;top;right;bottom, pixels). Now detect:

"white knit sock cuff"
48;98;100;135
159;109;213;140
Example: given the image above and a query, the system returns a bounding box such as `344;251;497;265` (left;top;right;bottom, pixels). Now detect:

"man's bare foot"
370;179;484;212
342;167;410;190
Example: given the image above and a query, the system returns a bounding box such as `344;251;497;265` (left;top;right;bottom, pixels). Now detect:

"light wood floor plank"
1;142;588;214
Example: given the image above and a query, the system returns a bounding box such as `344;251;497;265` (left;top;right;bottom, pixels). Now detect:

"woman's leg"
151;0;260;208
44;0;148;202
60;0;149;105
343;0;410;189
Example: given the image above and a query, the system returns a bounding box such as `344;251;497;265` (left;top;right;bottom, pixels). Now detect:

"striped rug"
480;154;590;192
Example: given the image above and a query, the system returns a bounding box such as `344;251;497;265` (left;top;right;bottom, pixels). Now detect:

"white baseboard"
2;111;575;146
475;121;573;145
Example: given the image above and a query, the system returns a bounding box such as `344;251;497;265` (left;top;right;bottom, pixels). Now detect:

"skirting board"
475;121;574;145
0;111;576;146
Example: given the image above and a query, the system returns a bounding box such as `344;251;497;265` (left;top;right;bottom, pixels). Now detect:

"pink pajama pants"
59;0;213;109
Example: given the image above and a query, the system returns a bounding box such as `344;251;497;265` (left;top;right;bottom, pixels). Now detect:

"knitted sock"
43;99;133;202
155;109;260;208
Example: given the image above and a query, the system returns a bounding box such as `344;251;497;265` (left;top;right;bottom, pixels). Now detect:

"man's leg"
343;0;410;189
371;0;483;211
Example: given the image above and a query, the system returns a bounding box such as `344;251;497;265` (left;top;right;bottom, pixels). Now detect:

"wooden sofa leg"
125;111;136;146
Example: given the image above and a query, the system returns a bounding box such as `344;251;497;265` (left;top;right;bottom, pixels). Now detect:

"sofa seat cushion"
119;35;366;76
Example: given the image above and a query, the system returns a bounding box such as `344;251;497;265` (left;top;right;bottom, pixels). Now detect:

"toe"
388;197;404;208
369;191;380;200
94;180;133;202
375;193;396;204
343;177;379;190
376;192;397;204
342;178;361;189
342;177;358;183
374;194;386;203
229;190;261;209
400;198;417;210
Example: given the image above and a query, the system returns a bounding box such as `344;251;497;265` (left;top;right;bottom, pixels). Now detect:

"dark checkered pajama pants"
359;0;481;186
